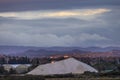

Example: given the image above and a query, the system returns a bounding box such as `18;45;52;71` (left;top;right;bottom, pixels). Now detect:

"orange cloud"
0;8;111;19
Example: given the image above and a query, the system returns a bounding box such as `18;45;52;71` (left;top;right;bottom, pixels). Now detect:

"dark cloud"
0;7;120;47
0;0;120;12
0;0;120;47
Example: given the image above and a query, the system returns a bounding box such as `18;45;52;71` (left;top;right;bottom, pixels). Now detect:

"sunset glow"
0;9;110;20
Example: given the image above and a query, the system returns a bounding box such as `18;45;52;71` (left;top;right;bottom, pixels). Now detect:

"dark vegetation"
0;75;45;80
0;59;120;80
0;55;120;73
0;71;120;80
0;49;120;80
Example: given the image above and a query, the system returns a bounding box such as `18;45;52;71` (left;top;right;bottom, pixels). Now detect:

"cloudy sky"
0;0;120;47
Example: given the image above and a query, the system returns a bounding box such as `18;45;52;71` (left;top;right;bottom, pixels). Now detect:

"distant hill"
0;45;40;55
17;49;89;57
0;45;120;57
73;50;120;58
47;49;120;58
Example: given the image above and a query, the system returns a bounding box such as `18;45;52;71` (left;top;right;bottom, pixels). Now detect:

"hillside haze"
0;45;120;57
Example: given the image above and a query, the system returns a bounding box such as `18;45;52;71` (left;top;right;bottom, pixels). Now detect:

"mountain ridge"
0;45;120;57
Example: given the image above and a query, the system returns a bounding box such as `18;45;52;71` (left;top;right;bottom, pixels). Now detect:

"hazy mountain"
0;45;120;56
0;46;37;54
16;49;89;57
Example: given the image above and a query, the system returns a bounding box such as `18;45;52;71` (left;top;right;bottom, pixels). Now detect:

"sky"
0;0;120;47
